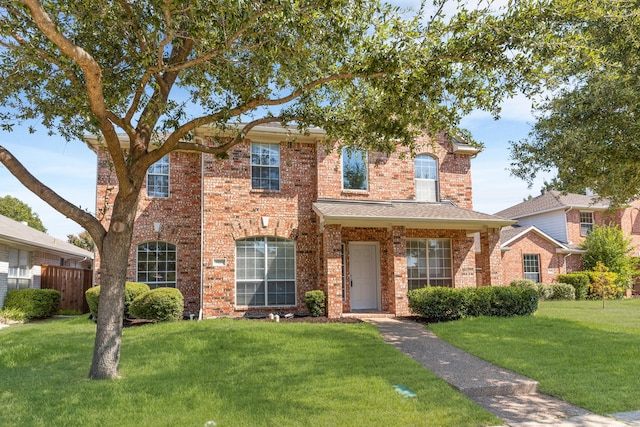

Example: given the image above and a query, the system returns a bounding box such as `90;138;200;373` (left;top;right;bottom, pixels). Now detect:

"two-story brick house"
89;125;512;318
496;190;640;284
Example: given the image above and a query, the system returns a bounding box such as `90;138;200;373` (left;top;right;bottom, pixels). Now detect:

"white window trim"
146;155;170;198
341;147;369;191
523;253;541;282
406;238;453;290
580;211;594;236
250;142;281;191
136;241;177;288
415;154;439;202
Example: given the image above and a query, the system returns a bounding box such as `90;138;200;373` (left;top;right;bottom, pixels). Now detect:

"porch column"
322;224;343;318
391;226;409;316
479;228;503;286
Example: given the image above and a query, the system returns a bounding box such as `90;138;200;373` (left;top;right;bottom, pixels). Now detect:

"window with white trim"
146;155;170;198
406;238;452;290
342;147;368;191
251;143;280;190
580;211;594;236
523;254;541;282
136;241;177;288
236;237;295;306
8;248;30;290
415;154;439;202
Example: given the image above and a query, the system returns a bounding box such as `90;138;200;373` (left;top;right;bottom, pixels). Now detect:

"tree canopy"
0;0;545;379
0;195;47;232
509;0;640;205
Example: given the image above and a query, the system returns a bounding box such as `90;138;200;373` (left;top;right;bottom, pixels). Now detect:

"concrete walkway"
366;318;640;426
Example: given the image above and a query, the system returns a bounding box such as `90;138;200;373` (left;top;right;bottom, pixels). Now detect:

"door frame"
348;241;381;310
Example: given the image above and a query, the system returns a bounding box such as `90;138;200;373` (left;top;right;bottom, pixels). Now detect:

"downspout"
199;148;205;321
563;253;572;274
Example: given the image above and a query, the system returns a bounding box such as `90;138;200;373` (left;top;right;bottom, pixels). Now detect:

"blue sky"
0;1;552;240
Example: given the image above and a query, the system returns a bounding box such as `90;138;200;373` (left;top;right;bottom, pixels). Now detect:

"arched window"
415;154;438;202
236;236;296;307
136;241;177;288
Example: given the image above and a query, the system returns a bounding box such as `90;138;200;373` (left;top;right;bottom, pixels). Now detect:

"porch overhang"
313;199;515;232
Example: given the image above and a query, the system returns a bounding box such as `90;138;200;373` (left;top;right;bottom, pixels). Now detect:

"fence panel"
41;265;92;313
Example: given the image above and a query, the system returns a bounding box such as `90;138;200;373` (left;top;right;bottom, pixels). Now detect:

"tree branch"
0;145;106;250
20;0;133;195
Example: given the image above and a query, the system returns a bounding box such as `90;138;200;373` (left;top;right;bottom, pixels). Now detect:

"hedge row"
85;283;184;322
2;288;61;320
510;279;576;300
407;286;538;323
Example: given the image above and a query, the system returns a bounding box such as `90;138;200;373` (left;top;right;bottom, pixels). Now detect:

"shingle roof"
313;199;514;230
0;214;94;259
494;190;610;219
499;224;584;253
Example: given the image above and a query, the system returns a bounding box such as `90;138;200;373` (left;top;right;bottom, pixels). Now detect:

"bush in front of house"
129;287;184;322
509;279;549;299
547;283;576;300
2;288;61;320
304;290;326;317
408;286;538;323
557;272;590;300
85;281;152;319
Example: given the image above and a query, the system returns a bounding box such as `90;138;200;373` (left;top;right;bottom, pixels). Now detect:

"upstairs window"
580;211;594;236
8;248;30;290
137;241;177;288
415;154;439;202
523;254;541;282
342;147;368;191
147;155;170;198
251;143;280;190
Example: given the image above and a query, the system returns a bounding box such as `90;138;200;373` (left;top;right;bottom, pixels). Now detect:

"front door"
349;242;379;310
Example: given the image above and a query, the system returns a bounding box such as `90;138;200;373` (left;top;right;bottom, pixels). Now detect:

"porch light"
261;216;269;228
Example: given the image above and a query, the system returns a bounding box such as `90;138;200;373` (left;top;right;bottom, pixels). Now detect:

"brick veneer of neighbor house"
92;128;508;318
501;231;583;285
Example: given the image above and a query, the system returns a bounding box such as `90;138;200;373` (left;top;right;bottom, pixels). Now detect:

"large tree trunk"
88;192;139;379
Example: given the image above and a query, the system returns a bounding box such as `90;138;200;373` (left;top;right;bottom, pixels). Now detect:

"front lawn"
0;317;499;427
429;299;640;414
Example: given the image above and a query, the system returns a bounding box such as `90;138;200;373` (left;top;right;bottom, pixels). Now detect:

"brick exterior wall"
501;232;583;285
94;131;497;318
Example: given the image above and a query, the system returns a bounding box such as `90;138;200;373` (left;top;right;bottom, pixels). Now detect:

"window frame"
146;155;170;198
580;211;594;236
406;238;453;290
523;253;541;283
136;241;177;288
342;147;369;191
235;236;296;307
8;248;31;290
414;154;439;202
251;142;281;191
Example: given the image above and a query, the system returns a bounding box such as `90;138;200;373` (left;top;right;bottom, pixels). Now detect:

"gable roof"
313;199;514;231
500;224;584;254
494;190;610;219
0;214;94;260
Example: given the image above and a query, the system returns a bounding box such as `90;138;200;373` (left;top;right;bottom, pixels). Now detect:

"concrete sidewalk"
366;318;640;426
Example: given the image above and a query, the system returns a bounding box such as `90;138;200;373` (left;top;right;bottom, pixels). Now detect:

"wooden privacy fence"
41;265;93;313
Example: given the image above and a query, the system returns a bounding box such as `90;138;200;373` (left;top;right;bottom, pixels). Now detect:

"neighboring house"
495;190;640;284
0;214;94;308
88;125;513;318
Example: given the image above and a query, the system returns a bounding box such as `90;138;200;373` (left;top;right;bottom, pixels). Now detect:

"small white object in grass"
204;421;217;427
274;314;280;322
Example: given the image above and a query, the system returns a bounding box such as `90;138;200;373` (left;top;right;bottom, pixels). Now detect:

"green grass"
0;318;499;427
429;299;640;414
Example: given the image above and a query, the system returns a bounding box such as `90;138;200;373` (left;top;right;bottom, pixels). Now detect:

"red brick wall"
501;231;580;285
95;150;202;315
317;133;473;209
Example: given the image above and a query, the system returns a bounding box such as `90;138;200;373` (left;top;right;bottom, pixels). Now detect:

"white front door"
349;242;380;310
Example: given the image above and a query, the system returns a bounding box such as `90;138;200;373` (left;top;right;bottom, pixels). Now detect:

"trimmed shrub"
129;287;184;322
547;283;576;300
510;279;552;300
0;308;28;322
3;289;61;320
407;286;471;323
588;265;623;300
408;286;538;322
85;281;152;319
124;282;151;317
557;272;590;300
304;290;326;317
